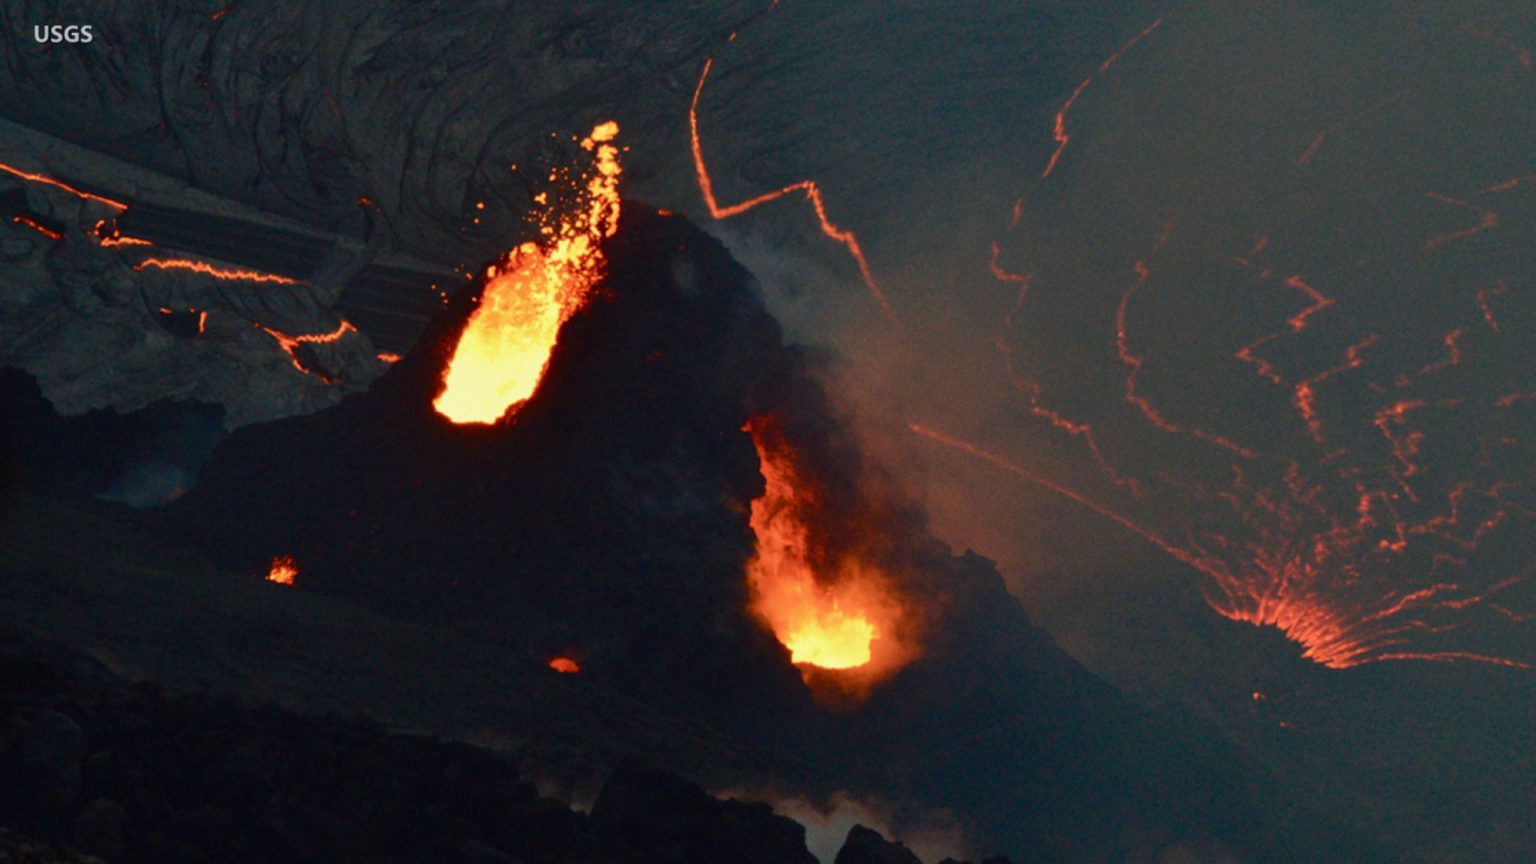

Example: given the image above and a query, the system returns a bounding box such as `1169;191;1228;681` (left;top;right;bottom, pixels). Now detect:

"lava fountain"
745;417;911;682
434;121;622;424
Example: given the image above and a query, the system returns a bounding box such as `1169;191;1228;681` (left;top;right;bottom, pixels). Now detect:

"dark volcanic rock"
834;825;922;864
0;367;224;507
0;632;829;864
0;1;762;265
150;204;814;733
69;798;125;860
17;205;1279;861
590;762;817;864
7;709;87;817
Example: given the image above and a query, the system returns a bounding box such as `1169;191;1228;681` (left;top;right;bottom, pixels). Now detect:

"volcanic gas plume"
743;408;921;691
745;416;908;676
434;122;623;424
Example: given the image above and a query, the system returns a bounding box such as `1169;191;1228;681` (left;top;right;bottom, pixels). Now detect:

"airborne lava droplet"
547;657;580;674
434;121;622;424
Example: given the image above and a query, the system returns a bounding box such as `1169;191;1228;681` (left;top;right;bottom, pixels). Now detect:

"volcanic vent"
745;414;916;684
147;200;1267;859
434;122;623;425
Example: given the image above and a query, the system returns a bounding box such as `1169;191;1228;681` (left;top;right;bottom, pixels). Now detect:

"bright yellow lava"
434;122;621;424
746;423;894;670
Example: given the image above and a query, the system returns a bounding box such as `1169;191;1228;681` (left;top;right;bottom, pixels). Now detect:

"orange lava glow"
689;58;900;329
974;36;1536;671
1041;17;1163;179
745;420;906;673
99;234;153;248
134;258;301;285
266;555;297;586
972;207;1535;669
914;424;1533;671
547;657;581;674
433;121;622;424
0;160;126;209
11;215;63;241
259;320;358;382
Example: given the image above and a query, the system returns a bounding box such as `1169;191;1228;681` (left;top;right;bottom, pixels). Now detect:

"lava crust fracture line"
135;258;302;285
0;160;127;209
689;57;900;329
1041;16;1164;178
908;423;1200;569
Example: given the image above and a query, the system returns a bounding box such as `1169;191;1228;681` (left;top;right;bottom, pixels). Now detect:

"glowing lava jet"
745;418;909;678
266;555;298;586
434;122;622;424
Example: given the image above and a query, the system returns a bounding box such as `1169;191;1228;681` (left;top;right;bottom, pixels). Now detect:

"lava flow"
12;214;63;241
745;418;908;678
434;121;622;424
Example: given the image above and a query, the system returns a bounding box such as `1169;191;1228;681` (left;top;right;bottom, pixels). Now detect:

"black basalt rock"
834;825;923;864
590;762;818;864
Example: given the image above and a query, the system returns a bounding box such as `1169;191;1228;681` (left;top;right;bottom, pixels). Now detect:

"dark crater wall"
114;206;1281;861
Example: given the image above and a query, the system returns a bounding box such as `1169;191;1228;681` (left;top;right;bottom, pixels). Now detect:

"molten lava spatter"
434;121;622;424
745;419;905;674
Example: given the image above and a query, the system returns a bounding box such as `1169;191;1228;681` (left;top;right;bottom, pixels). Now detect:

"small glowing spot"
266;555;297;585
12;215;63;241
